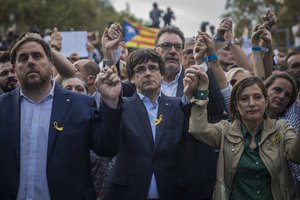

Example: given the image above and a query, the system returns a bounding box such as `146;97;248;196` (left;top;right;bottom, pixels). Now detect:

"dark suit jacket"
0;85;122;200
176;67;227;200
104;92;215;200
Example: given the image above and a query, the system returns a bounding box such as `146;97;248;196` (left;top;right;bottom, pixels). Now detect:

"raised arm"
217;18;253;73
261;11;278;78
49;28;77;84
52;49;77;78
184;63;225;148
251;24;266;79
101;22;122;67
251;24;273;80
195;32;227;90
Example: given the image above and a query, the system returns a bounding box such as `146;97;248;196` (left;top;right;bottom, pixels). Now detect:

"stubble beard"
21;73;52;92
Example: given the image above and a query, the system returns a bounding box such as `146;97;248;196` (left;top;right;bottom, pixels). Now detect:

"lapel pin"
53;121;64;132
154;114;163;126
272;132;280;145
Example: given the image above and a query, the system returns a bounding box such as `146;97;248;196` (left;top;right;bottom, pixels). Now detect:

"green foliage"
0;0;121;35
224;0;300;48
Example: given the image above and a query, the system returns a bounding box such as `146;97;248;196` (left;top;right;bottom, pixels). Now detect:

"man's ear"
87;75;96;84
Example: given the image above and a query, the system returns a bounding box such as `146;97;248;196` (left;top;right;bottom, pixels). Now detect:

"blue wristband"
203;54;218;62
252;46;269;52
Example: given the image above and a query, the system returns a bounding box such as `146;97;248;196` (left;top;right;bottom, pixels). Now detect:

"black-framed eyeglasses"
183;49;193;57
156;42;183;51
133;65;160;74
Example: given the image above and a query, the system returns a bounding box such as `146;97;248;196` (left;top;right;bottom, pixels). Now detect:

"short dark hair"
82;61;100;76
10;32;53;64
264;72;298;109
126;48;165;79
229;76;268;120
155;25;185;47
0;51;10;64
284;50;300;68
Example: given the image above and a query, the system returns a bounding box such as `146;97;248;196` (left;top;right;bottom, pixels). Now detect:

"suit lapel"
47;85;72;160
154;94;170;152
130;93;155;148
5;89;21;167
176;68;184;97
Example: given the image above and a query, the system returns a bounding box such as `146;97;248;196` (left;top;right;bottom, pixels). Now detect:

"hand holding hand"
251;23;272;48
260;29;272;48
197;32;216;56
217;18;233;41
95;66;121;108
261;10;278;36
101;22;122;52
194;33;207;65
183;65;209;100
101;23;122;52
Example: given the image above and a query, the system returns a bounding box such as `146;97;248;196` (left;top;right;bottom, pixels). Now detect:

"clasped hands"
183;32;212;100
95;23;123;108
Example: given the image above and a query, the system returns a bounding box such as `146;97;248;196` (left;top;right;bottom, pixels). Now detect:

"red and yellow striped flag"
123;20;159;49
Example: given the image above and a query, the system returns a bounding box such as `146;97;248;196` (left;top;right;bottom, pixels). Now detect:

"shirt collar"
241;121;263;138
137;90;161;105
163;65;183;84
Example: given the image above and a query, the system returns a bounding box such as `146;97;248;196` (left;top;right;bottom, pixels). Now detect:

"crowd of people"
1;8;300;200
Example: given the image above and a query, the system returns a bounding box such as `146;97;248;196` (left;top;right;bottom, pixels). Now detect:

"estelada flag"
123;20;159;49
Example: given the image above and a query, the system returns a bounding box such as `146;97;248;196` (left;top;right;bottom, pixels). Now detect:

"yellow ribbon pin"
154;114;163;126
272;132;280;145
53;121;64;132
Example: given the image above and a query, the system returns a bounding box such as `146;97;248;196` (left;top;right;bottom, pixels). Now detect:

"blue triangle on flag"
123;21;139;42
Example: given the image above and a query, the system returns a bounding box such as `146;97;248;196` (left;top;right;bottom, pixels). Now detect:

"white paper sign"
60;31;88;58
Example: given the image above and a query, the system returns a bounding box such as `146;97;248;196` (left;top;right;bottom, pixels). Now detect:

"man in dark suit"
154;25;228;199
0;33;122;200
103;48;191;200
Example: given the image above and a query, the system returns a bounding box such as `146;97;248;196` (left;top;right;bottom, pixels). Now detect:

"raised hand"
194;33;207;65
101;22;122;52
183;65;209;100
95;66;121;108
216;18;233;41
260;29;272;48
50;27;62;52
251;24;272;48
197;32;216;56
261;10;278;36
